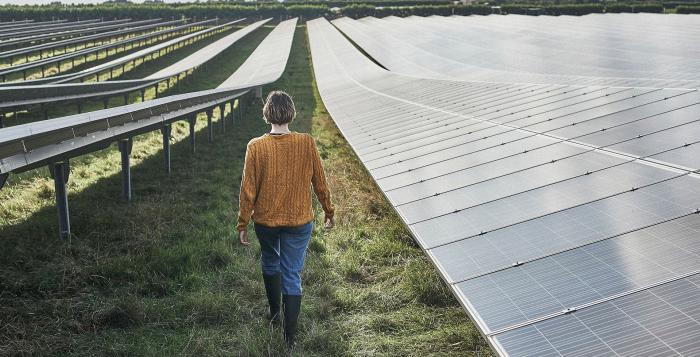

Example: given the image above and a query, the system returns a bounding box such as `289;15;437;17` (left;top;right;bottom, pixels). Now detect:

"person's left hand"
239;229;250;246
324;217;335;230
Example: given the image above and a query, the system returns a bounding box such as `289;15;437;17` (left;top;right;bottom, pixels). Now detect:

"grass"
0;25;493;356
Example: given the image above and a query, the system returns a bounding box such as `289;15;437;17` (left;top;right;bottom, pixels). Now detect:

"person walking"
237;91;335;347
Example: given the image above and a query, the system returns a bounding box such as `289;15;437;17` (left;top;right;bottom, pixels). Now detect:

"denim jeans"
254;221;313;295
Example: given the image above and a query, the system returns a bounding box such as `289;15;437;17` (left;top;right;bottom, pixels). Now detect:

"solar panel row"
0;19;268;113
0;18;160;49
308;16;700;357
0;18;224;81
0;18;187;61
0;18;101;38
332;15;700;89
0;18;120;40
0;18;296;175
0;18;297;240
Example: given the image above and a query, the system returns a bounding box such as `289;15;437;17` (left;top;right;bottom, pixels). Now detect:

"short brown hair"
263;91;296;125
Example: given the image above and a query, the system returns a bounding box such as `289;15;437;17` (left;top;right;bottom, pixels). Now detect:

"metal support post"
0;173;8;190
77;102;83;114
118;138;133;201
140;89;146;102
0;113;4;128
103;98;109;109
189;115;196;153
219;104;225;133
162;125;171;174
49;161;70;240
207;109;213;143
254;86;263;100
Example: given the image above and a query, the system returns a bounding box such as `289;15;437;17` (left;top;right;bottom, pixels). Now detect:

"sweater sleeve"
310;136;335;220
237;142;258;231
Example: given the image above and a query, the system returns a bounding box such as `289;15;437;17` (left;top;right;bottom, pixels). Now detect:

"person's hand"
239;229;250;246
324;217;334;230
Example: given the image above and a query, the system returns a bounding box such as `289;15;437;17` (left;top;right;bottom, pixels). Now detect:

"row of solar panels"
0;18;100;37
308;16;700;357
0;18;295;174
0;18;220;83
0;18;126;41
0;18;298;239
0;18;268;117
332;15;700;89
0;18;165;49
0;19;48;29
0;18;184;61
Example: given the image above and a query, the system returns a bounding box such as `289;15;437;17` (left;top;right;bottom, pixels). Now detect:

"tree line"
0;2;695;22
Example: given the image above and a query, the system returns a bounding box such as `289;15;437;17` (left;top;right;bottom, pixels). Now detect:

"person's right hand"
324;217;334;230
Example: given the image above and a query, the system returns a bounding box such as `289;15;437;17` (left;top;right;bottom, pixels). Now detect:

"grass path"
0;25;492;356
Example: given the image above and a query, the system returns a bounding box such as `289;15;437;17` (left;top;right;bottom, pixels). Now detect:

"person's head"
263;91;296;125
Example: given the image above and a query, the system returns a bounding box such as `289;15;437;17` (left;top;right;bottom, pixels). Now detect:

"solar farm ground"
0;24;491;356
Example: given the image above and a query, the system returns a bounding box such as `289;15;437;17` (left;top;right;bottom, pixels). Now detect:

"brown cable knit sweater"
236;132;334;231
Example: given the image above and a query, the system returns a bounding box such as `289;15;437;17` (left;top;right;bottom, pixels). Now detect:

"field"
0;25;492;356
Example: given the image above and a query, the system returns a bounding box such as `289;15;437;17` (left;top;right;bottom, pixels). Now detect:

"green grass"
0;25;492;356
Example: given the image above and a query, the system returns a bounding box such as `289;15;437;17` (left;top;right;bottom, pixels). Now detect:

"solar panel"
307;16;700;357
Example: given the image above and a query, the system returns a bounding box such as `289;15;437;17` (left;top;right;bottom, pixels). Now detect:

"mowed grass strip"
0;25;493;356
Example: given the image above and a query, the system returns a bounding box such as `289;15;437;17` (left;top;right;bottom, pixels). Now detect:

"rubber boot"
263;273;281;324
282;294;302;347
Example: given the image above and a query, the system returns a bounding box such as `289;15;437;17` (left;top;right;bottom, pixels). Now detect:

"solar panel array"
0;18;222;83
0;18;186;61
0;19;269;113
0;18;298;239
308;16;700;356
0;18;297;173
0;18;160;49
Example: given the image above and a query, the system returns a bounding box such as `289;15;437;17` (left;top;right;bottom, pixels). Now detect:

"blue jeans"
255;221;313;295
